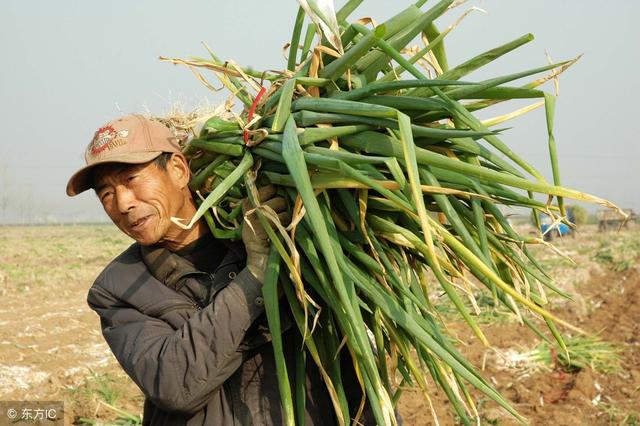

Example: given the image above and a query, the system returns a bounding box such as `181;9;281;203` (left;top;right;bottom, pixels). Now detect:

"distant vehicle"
597;209;636;231
539;208;575;241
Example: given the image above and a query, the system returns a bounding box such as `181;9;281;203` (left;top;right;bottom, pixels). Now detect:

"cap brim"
66;151;162;196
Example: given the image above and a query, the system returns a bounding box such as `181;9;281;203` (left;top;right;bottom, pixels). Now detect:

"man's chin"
123;228;160;246
131;233;161;246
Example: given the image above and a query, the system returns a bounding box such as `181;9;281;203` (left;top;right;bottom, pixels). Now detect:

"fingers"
246;207;290;229
242;185;280;213
242;186;290;237
278;211;291;226
256;184;277;203
263;196;287;213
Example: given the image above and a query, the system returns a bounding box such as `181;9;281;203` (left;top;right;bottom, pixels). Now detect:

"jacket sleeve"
87;267;264;414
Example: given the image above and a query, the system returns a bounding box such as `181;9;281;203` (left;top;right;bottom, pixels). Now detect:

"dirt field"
0;225;143;425
0;224;638;425
398;224;640;425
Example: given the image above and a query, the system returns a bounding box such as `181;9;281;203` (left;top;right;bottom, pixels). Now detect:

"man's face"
93;156;188;245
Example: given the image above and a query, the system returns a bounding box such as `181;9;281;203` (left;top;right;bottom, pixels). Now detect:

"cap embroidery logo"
89;125;129;156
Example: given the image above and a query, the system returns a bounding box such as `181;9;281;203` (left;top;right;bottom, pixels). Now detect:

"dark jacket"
86;240;350;425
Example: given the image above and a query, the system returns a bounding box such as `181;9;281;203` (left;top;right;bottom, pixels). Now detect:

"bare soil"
0;224;638;425
0;225;143;425
398;225;640;425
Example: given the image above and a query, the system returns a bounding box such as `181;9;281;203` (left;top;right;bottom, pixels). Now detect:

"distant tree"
529;204;589;229
587;213;599;225
567;204;588;226
0;163;9;222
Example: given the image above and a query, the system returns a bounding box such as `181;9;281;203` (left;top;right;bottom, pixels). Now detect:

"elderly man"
66;114;368;425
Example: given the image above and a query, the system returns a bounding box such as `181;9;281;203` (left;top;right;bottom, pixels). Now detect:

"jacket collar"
140;239;246;289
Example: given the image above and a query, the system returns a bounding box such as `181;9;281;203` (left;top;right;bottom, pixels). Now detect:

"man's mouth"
130;215;152;230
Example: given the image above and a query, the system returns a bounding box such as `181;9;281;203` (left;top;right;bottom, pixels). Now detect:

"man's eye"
127;175;139;183
100;191;113;202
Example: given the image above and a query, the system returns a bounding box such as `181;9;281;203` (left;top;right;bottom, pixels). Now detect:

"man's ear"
167;153;191;189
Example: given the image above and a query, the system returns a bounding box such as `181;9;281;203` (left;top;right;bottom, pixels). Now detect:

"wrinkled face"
93;156;188;245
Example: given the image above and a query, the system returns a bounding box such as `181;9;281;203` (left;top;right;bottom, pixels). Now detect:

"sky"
1;0;638;223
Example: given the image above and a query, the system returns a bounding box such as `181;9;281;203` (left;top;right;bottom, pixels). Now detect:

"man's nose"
114;186;137;214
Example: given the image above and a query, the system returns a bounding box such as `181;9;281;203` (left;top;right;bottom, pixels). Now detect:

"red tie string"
244;86;267;144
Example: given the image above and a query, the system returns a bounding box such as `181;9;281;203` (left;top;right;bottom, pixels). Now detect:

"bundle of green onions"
162;1;621;424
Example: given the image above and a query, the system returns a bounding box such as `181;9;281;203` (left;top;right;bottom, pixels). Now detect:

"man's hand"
242;185;289;283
